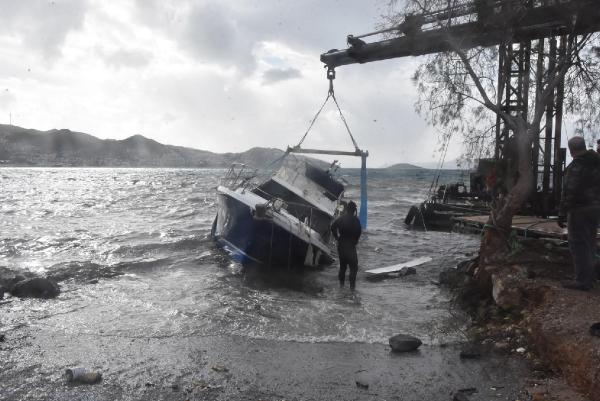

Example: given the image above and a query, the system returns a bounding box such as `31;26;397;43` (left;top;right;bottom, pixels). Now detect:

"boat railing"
221;163;258;190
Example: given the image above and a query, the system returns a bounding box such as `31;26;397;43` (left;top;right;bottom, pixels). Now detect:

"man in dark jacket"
558;136;600;290
331;201;362;290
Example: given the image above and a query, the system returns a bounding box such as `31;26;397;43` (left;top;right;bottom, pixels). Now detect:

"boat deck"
453;215;568;240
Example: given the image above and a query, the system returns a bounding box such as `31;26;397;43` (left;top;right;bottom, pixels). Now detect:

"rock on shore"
0;267;61;299
389;334;422;352
10;278;60;299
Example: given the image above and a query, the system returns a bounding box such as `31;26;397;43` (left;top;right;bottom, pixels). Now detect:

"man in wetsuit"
331;201;362;290
558;136;600;290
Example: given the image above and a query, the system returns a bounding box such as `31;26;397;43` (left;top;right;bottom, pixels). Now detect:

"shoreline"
0;263;568;401
1;326;532;401
2;241;597;400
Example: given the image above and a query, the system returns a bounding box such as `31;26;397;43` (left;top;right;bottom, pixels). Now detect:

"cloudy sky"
0;0;465;167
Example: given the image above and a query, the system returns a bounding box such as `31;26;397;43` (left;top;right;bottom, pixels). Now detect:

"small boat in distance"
211;157;345;268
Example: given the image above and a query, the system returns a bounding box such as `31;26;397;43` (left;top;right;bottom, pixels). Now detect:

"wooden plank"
454;215;600;244
453;215;568;239
365;256;433;276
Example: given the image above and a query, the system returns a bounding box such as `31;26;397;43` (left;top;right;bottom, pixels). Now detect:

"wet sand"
0;322;530;401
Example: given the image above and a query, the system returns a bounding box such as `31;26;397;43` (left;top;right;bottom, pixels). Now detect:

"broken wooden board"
365;256;433;276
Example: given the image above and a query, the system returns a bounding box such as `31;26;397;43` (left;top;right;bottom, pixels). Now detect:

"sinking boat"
211;67;369;267
211;158;346;267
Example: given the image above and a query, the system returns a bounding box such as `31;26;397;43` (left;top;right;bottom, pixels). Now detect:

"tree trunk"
474;123;535;294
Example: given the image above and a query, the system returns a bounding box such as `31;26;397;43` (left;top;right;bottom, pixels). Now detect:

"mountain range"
0;125;291;168
0;124;427;169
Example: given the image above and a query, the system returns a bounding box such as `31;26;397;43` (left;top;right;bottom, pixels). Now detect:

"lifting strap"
291;67;368;229
294;67;360;151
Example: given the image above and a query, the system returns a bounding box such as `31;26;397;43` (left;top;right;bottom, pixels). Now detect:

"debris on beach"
65;368;102;385
365;256;432;277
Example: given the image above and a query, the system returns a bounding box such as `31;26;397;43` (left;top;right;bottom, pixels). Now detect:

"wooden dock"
453;215;567;240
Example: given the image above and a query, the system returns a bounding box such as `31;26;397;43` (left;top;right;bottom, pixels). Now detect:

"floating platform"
453;215;567;240
405;201;490;231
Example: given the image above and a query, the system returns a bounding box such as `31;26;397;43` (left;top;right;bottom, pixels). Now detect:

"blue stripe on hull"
214;237;262;265
211;192;333;268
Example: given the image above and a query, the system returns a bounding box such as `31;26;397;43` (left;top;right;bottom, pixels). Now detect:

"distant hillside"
416;159;462;170
0;124;304;168
385;163;425;170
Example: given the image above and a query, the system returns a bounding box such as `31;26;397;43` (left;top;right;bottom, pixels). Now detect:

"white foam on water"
0;168;475;354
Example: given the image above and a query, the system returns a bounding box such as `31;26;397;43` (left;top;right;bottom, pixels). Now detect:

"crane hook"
326;66;336;94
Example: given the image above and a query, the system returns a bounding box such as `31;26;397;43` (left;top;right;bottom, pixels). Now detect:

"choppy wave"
0;167;476;345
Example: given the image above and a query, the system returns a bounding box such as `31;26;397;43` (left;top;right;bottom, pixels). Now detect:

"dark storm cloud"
0;0;88;59
180;2;256;73
262;67;302;85
133;0;384;75
0;0;443;166
238;0;385;52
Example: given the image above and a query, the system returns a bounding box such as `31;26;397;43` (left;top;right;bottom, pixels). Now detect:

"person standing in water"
331;201;362;290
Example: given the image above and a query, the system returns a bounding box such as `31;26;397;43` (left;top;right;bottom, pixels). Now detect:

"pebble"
355;379;369;389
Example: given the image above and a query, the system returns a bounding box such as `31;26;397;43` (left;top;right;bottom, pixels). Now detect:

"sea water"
0;167;476;345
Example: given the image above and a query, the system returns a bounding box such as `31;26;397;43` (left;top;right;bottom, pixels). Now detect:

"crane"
320;0;600;68
320;0;600;216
